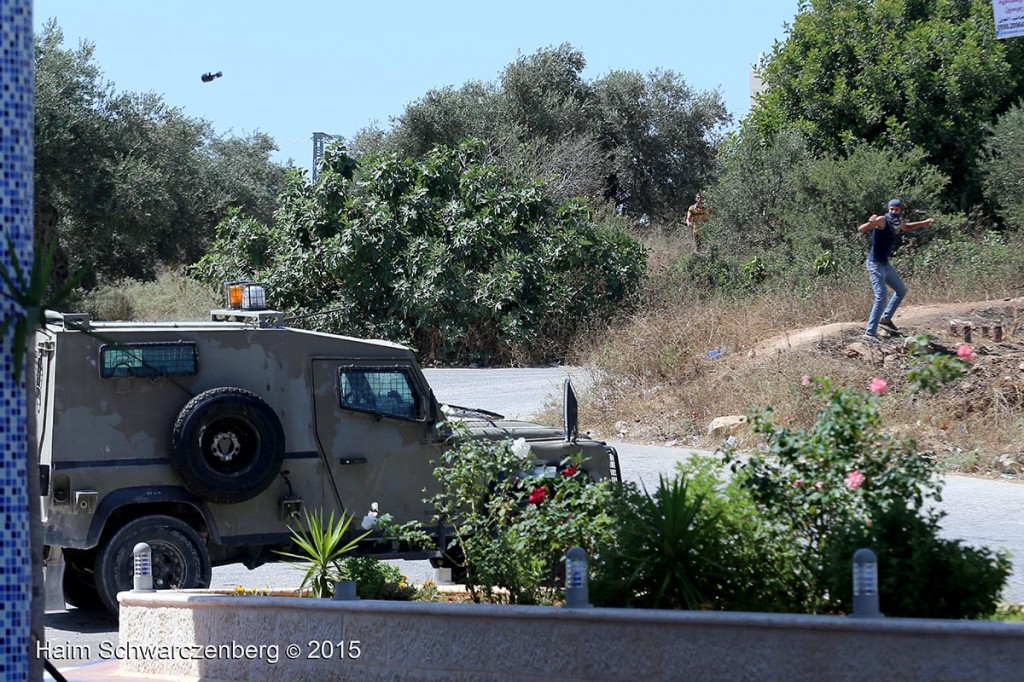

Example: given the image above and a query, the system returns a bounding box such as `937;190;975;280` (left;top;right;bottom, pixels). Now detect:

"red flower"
561;466;578;478
528;486;547;505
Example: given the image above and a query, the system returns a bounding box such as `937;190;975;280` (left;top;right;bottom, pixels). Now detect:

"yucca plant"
276;509;369;598
591;476;731;610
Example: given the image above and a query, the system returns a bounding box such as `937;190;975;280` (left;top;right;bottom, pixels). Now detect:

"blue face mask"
888;211;902;228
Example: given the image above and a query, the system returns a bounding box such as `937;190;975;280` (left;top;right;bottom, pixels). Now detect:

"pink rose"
792;479;804;488
956;344;973;363
845;470;865;489
869;377;888;395
814;481;824;492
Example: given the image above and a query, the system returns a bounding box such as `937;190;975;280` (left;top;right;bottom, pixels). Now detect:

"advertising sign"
994;0;1024;39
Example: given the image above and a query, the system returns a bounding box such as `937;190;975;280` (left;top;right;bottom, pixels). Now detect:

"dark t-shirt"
869;214;902;264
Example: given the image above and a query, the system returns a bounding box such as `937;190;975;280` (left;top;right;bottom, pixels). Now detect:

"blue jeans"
865;259;907;335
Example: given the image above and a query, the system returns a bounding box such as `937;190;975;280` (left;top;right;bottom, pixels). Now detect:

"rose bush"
429;429;616;604
721;369;1007;616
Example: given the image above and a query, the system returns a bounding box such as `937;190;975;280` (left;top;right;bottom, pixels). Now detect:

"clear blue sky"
34;1;800;173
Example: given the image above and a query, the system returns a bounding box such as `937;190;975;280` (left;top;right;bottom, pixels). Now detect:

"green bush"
722;374;1009;615
338;557;417;601
428;429;616;604
590;465;801;612
906;230;1024;298
825;504;1010;619
982;103;1024;230
194;141;646;365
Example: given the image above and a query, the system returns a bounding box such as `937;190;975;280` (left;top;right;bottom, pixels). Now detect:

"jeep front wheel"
95;515;211;614
171;387;285;504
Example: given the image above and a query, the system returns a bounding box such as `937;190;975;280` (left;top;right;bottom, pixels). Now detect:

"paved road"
44;366;1024;666
422;366;597;419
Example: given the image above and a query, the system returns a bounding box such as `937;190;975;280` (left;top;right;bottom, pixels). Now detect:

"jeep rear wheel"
171;387;285;504
95;515;211;614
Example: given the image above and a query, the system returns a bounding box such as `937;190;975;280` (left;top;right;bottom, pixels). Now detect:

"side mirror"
564;378;579;443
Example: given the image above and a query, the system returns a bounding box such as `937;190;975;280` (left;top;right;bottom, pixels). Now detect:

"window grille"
100;342;198;378
338;367;420;420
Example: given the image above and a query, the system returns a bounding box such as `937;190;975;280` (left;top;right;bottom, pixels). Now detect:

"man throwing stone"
857;198;934;341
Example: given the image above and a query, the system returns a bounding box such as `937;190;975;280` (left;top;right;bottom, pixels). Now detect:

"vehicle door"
311;358;440;526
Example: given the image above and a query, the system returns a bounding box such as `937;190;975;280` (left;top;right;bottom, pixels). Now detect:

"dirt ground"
755;296;1024;356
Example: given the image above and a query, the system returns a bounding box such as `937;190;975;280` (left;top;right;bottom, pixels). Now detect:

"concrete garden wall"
118;590;1024;682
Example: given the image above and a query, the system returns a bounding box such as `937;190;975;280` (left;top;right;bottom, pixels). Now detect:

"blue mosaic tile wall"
0;0;34;680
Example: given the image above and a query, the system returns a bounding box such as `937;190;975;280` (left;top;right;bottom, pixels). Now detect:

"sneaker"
862;332;880;345
879;317;898;332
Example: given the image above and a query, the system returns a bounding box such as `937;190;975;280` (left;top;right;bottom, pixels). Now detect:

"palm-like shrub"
276;509;368;598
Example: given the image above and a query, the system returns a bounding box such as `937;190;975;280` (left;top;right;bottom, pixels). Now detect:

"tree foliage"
707;126;947;287
752;0;1024;210
34;21;289;286
366;44;730;223
195;142;646;364
981;102;1024;229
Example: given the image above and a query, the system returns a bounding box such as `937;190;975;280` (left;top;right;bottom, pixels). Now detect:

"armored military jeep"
37;288;619;612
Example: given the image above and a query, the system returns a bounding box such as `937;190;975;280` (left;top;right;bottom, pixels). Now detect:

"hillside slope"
583;297;1024;481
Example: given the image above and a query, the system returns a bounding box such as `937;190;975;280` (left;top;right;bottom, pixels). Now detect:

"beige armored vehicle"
37;285;620;612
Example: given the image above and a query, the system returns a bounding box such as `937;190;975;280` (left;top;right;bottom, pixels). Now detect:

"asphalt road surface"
44;366;1024;666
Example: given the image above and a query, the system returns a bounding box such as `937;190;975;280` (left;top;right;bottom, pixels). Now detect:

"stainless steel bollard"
133;542;155;592
563;546;593;608
850;548;882;618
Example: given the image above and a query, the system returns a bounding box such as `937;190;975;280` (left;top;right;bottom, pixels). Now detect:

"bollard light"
850;548;882;618
333;580;360;601
563;546;592;608
133;542;155;592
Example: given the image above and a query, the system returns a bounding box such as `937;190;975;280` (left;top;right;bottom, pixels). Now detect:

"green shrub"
825;504;1010;619
590;467;800;612
674;454;807;612
722;374;1008;614
982;103;1024;230
194;142;646;365
906;230;1024;299
590;477;719;610
428;428;617;604
905;334;970;395
338;557;417;601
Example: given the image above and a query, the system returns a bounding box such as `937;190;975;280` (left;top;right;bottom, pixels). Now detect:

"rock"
995;453;1022;474
707;415;748;437
846;341;885;362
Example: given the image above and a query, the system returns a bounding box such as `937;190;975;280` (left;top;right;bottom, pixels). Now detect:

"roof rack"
209;309;284;328
44;310;91;330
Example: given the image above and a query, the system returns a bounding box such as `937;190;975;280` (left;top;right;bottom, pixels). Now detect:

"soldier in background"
686;192;711;253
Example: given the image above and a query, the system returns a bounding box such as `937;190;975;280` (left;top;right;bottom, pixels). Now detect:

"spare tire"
171;387;285;504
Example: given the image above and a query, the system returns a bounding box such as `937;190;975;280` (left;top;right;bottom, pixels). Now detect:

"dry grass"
78;269;220;321
573;261;1024;474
